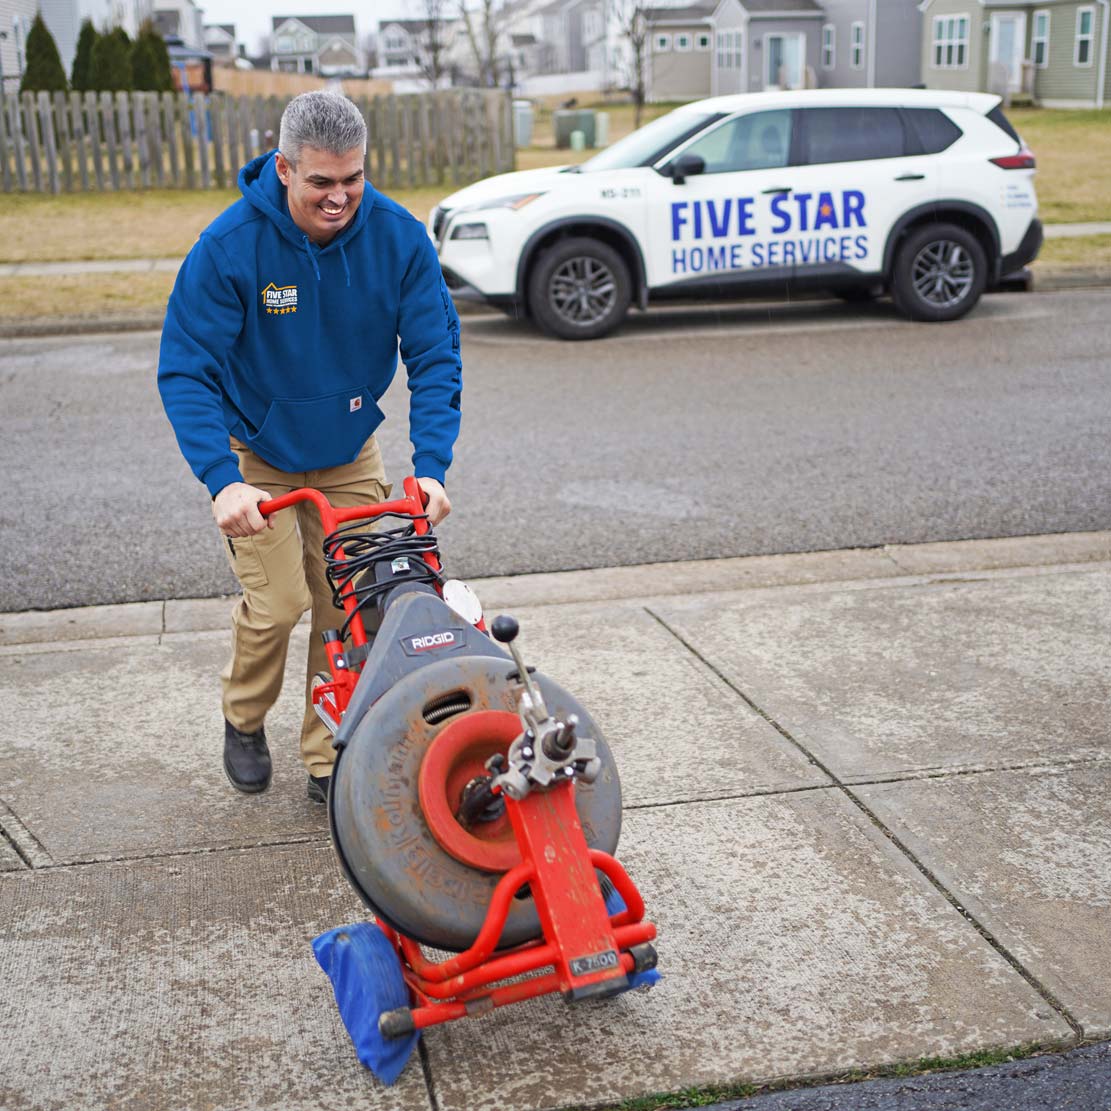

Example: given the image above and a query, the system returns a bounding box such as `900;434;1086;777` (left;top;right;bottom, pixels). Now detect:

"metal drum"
329;654;622;951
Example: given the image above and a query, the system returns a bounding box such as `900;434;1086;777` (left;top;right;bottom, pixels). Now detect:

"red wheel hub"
418;710;523;873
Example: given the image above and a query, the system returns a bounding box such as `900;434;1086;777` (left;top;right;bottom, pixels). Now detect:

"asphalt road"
712;1040;1111;1111
2;288;1110;611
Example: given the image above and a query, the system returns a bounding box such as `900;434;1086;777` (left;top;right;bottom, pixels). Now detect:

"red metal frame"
260;479;657;1034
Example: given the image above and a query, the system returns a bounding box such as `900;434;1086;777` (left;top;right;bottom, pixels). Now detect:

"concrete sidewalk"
0;222;1106;280
2;531;1110;1111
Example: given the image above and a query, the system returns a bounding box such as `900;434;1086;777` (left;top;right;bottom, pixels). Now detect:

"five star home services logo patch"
261;282;298;316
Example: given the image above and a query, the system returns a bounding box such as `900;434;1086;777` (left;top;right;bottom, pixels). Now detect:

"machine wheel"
890;222;987;322
527;237;632;340
329;655;623;952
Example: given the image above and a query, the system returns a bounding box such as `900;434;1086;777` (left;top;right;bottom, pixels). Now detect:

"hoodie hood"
238;148;374;256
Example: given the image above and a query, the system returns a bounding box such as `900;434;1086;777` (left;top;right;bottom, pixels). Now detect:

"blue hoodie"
158;151;461;497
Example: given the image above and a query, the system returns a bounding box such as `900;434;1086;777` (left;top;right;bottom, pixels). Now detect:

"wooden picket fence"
0;88;515;194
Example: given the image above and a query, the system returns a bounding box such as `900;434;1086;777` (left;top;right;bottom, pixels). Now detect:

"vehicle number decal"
600;187;641;199
570;949;620;976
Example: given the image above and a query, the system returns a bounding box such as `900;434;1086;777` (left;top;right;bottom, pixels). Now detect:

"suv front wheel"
891;222;987;323
527;237;632;340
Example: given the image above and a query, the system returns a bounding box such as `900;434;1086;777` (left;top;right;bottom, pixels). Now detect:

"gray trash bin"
513;100;534;148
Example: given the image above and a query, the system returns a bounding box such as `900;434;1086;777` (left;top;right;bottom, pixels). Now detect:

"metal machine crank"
487;615;602;801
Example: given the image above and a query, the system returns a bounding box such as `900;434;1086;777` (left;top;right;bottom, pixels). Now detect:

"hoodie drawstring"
340;244;351;288
302;235;322;282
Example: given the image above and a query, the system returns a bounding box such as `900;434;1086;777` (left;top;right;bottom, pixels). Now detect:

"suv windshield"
578;109;723;172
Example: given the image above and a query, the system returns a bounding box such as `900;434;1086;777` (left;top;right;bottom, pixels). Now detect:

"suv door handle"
762;186;791;194
895;173;926;181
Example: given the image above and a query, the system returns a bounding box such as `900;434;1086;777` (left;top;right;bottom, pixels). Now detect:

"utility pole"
0;30;8;102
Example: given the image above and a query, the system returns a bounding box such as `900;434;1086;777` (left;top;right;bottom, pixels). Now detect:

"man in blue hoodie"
158;91;462;805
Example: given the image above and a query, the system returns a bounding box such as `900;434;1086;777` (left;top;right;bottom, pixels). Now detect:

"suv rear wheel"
891;222;987;323
527;237;632;340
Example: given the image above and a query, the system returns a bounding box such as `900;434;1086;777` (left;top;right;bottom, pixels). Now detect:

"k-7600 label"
569;949;619;976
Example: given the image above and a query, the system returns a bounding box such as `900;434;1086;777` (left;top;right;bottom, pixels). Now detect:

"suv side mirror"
665;153;706;185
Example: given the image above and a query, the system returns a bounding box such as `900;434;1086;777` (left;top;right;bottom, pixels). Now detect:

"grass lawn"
1008;108;1111;223
0;272;177;322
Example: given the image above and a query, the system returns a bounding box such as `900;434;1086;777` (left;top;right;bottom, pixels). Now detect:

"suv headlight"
450;222;490;241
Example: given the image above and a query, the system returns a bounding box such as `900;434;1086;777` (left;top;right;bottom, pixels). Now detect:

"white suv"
429;89;1042;340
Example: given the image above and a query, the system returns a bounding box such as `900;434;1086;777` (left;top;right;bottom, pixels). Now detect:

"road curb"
2;529;1109;648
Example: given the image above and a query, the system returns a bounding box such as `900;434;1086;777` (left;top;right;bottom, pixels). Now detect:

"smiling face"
275;145;366;245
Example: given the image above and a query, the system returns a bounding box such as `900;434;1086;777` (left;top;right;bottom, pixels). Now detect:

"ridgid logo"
261;282;298;315
401;628;466;656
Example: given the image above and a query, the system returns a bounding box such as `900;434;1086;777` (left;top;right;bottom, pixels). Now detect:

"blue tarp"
312;923;419;1085
314;885;658;1084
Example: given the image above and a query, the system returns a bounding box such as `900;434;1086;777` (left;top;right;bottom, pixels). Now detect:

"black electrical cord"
322;512;444;641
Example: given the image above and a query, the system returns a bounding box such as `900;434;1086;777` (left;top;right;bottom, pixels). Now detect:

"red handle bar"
256;476;436;647
258;475;429;531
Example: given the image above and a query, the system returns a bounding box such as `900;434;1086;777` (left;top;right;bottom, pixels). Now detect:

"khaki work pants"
221;435;390;776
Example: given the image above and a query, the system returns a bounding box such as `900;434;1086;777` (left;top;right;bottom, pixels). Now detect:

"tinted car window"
802;107;906;165
680;109;794;173
987;104;1021;145
903;108;963;154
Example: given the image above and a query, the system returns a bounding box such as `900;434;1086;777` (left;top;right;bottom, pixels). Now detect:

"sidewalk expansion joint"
417;1038;442;1111
0;798;54;868
644;606;1087;1041
19;832;332;873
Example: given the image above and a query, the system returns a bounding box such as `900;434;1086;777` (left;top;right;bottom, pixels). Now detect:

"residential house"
503;0;610;89
645;0;826;100
153;0;204;50
204;22;239;63
817;0;923;88
15;0;151;79
373;17;467;84
270;14;364;77
920;0;1109;106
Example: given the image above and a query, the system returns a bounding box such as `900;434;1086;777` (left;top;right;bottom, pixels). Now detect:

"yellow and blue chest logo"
261;282;298;315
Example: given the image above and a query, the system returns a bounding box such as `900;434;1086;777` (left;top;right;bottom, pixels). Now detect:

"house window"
821;23;835;69
716;29;743;69
1032;10;1050;66
277;34;293;52
675;32;692;51
1075;6;1094;65
931;15;969;68
655;33;671;51
697;32;710;50
850;21;865;69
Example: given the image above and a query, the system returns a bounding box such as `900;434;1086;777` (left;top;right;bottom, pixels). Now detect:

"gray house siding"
747;15;823;89
815;1;864;85
648;19;713;99
874;0;923;83
1034;0;1107;103
0;0;36;88
921;0;985;91
921;0;1108;105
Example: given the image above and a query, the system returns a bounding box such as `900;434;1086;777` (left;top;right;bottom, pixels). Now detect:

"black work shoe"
307;774;331;804
223;719;272;794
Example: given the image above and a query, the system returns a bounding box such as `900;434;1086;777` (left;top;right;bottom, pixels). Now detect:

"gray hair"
278;91;367;166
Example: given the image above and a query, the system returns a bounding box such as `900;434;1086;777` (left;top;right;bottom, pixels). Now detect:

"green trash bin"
553;109;596;149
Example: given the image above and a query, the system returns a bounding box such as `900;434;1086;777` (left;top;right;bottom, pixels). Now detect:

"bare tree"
611;0;649;127
457;0;504;86
417;0;451;88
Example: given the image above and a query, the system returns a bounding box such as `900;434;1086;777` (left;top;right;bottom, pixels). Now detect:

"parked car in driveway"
429;88;1042;340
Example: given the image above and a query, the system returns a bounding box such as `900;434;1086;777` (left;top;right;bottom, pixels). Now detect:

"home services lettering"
670;189;868;274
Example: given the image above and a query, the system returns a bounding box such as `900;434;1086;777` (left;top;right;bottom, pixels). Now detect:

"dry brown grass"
1035;233;1111;272
1008;108;1111;223
0;273;176;321
0;191;239;263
